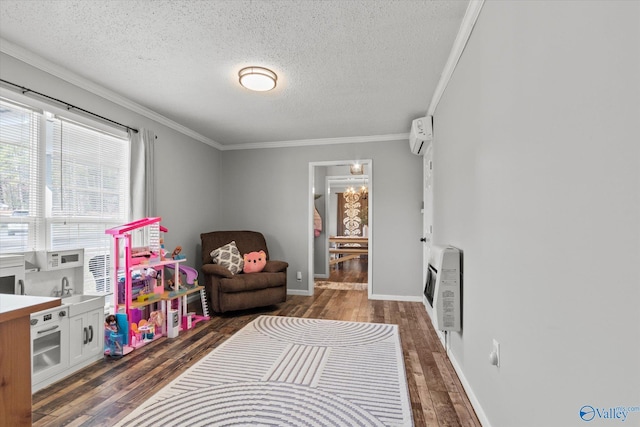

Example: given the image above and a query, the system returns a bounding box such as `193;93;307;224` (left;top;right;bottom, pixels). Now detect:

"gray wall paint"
434;2;640;426
154;134;222;270
219;141;423;297
0;53;222;269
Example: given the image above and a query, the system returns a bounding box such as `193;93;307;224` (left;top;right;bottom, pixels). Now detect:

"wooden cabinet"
69;307;104;366
0;295;60;427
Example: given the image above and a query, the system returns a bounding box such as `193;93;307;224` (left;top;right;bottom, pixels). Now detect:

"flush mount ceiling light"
238;66;277;91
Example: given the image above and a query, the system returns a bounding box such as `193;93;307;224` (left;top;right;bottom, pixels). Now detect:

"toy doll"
105;314;118;332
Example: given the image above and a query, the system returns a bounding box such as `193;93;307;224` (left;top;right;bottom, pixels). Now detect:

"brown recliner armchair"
200;230;288;313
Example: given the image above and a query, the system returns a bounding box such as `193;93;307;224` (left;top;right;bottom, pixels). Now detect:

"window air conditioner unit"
409;115;433;155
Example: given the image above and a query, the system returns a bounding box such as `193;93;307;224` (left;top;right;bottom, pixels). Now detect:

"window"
0;95;130;294
0;98;41;251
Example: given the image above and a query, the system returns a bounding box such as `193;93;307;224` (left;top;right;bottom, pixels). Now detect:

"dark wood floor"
32;261;480;426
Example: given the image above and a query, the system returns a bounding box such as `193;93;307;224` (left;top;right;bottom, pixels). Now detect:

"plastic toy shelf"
129;294;163;310
162;285;203;300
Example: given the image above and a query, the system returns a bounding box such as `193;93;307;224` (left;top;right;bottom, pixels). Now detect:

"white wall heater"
424;245;462;332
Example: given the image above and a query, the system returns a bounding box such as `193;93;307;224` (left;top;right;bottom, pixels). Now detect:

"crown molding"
427;0;484;116
0;37;223;150
221;133;409;151
0;38;410;152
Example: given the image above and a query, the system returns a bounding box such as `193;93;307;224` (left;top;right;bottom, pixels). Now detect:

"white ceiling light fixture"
350;164;364;175
238;66;277;92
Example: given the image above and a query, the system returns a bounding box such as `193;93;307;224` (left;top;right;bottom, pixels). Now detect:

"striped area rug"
116;316;413;426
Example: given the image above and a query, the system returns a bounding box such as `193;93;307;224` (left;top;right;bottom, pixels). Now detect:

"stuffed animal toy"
243;250;267;273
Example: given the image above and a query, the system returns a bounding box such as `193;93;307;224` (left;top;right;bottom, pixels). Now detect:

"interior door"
422;143;434;289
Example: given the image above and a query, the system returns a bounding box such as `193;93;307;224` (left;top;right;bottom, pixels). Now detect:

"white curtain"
129;128;156;221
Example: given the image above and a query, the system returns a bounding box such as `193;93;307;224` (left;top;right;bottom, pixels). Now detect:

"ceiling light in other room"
238;66;277;91
350;164;364;175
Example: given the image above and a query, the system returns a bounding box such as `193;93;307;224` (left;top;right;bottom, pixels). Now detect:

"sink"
62;294;105;317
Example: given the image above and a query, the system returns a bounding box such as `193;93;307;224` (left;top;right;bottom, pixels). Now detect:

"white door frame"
422;143;434;300
308;159;373;297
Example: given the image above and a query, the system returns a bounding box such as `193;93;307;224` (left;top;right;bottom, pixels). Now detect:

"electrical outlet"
296;271;302;281
489;339;500;367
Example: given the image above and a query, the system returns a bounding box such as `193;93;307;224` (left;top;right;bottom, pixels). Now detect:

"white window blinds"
1;94;130;295
0;98;42;253
48;117;129;293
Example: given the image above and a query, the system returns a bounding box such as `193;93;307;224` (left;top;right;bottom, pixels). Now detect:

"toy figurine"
171;246;186;260
105;314;118;332
149;310;165;329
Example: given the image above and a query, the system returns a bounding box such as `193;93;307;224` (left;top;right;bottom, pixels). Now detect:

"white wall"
0;53;222;269
218;141;423;297
434;2;640;426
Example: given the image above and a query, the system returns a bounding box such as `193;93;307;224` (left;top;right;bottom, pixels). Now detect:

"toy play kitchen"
0;249;107;393
23;249;106;393
30;304;70;387
0;254;26;295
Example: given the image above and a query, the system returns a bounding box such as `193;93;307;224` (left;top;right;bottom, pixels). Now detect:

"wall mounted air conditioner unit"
424;245;461;332
409;115;433;155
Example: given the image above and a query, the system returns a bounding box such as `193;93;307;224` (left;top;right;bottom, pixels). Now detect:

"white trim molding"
223;133;409;151
448;350;493;427
287;289;313;297
369;294;423;302
427;0;484;117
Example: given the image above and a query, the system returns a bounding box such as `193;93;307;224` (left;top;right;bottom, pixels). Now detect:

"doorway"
308;160;373;297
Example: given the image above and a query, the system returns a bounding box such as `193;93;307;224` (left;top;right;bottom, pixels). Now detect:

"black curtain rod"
0;78;139;134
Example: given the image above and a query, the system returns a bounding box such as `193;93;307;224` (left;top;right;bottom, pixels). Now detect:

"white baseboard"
287;288;312;296
369;293;423;302
287;289;423;301
447;349;492;427
425;290;491;425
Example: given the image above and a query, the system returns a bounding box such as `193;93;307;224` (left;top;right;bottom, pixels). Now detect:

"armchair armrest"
263;260;288;273
202;263;235;278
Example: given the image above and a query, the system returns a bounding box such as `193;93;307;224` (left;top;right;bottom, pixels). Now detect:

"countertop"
0;294;61;323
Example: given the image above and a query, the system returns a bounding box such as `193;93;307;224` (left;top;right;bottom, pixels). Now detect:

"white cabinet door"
84;309;103;358
69;308;104;365
69;314;87;366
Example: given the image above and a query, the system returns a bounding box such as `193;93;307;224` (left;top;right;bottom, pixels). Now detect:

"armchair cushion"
262;260;288;273
201;263;234;279
219;272;285;293
210;240;244;275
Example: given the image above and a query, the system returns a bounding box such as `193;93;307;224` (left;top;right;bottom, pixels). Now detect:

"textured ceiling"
0;0;468;147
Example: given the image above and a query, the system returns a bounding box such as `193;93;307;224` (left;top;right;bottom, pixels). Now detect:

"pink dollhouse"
105;217;209;356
